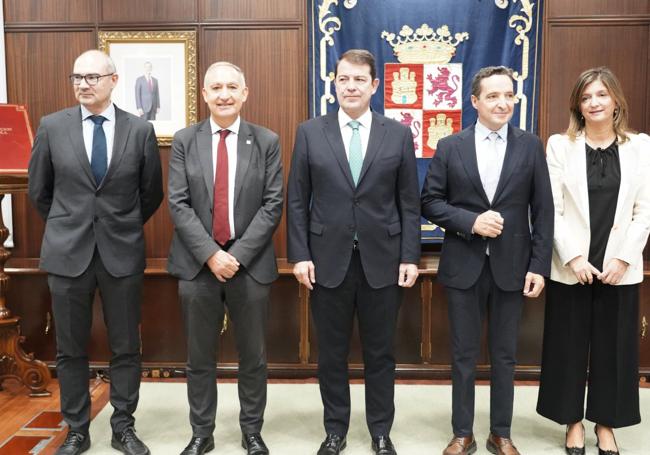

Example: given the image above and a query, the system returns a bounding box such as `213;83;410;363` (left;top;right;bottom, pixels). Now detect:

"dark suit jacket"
421;123;553;291
287;111;421;289
28;105;164;278
167;119;283;284
135;75;160;113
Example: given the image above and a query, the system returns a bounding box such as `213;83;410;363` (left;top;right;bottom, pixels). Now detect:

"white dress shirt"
338;108;372;160
210;116;240;239
81;103;116;167
474;119;508;198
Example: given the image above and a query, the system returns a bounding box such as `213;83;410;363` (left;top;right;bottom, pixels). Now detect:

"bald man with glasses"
28;49;163;455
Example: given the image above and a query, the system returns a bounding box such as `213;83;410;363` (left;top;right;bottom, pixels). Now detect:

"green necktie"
348;120;362;185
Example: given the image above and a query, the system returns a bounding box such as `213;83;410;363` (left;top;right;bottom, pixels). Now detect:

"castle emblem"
391;67;418;105
427;113;454;150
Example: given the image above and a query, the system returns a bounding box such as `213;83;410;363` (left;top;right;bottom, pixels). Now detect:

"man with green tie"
287;49;421;455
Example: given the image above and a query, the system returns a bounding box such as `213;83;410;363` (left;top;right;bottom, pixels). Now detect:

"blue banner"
308;0;543;242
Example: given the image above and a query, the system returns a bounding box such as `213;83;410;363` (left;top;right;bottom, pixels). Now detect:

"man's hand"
599;258;629;285
568;255;601;285
206;250;240;282
523;272;545;298
472;210;504;238
293;261;315;290
398;263;418;288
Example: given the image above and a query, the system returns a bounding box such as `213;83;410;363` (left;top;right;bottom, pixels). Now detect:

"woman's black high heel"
564;422;585;455
594;424;620;455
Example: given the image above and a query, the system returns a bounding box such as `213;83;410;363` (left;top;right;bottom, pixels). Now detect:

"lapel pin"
246;140;252;145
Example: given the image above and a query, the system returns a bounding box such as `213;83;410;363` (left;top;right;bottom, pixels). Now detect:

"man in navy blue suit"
421;66;553;455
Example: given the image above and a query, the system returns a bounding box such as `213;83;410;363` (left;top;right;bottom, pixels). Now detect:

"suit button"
354;199;360;206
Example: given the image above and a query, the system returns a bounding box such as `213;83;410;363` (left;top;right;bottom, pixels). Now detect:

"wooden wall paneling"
141;276;185;362
266;277;301;364
516;292;545;367
547;0;649;17
99;0;198;24
201;27;307;258
201;0;303;22
395;284;423;364
429;280;451;365
5;31;96;260
143;147;173;259
3;0;95;24
640;281;650;379
540;22;649;140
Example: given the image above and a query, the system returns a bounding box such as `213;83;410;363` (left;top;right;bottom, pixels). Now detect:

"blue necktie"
90;115;107;185
348;120;362;185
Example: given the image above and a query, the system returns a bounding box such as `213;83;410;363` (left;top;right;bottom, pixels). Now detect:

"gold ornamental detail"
496;0;535;130
316;0;359;115
381;24;469;65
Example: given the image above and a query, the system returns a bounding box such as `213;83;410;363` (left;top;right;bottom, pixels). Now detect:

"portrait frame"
98;30;197;146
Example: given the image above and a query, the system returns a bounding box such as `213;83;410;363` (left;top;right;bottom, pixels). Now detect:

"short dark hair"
471;66;514;97
335;49;377;80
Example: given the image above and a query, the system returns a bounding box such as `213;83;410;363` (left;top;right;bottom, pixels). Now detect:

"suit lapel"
357;112;386;186
491;125;525;205
323;113;356;189
101;106;131;188
67;107;96;185
458;126;490;205
234;121;253;207
196;120;215;205
566;135;590;225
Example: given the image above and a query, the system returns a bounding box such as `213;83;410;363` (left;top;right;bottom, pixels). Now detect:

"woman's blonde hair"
566;66;632;143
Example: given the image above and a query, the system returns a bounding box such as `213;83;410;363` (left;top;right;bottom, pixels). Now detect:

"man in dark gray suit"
287;49;420;455
421;66;553;455
135;61;160;120
28;50;163;455
167;61;283;455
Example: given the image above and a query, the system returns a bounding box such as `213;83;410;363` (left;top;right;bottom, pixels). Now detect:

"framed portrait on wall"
98;31;197;145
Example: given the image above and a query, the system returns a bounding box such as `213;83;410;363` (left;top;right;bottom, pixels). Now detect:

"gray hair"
204;61;246;87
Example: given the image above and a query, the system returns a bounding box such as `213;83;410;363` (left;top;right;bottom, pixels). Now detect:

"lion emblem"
427;67;460;108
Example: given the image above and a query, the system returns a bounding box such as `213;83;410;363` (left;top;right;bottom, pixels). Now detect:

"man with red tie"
167;61;283;455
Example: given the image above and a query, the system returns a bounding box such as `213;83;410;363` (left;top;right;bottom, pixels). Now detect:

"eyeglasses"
69;73;114;86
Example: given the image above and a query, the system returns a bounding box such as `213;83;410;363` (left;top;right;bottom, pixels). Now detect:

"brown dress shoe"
486;433;521;455
442;435;477;455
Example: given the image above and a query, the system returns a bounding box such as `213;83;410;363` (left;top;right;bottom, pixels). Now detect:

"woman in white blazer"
536;67;650;455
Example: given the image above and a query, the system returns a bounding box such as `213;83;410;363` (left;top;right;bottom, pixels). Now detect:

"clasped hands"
473;210;545;298
207;249;240;282
292;261;418;290
568;255;628;285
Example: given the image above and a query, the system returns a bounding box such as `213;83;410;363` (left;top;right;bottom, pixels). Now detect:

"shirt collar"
475;119;508;141
338;108;372;130
210;116;240;136
81;103;115;122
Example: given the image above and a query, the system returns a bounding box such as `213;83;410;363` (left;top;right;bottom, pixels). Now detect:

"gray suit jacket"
167;118;283;284
135;75;160;113
28;105;164;278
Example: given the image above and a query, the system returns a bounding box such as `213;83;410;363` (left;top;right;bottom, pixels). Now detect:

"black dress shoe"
372;435;397;455
55;431;90;455
317;434;347;455
180;436;215;455
241;433;269;454
111;427;150;455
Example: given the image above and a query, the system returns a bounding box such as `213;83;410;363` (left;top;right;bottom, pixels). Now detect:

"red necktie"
212;129;231;245
148;78;153;91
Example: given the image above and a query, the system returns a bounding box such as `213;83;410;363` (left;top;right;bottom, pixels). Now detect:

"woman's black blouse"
586;141;620;271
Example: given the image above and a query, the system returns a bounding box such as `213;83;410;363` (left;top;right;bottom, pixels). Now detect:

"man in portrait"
135;61;160;121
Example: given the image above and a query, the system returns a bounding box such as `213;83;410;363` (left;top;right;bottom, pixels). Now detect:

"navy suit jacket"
421;123;553;291
287;111;421;289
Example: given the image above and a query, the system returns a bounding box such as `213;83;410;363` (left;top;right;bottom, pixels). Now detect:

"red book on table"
0;104;34;176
